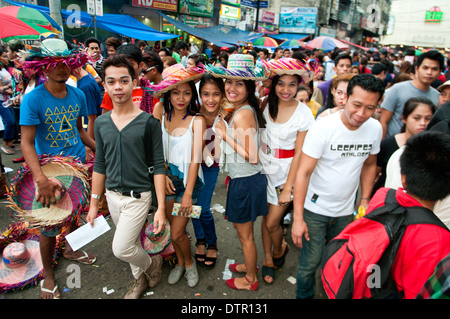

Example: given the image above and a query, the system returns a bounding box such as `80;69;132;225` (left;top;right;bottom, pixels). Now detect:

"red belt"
261;143;296;159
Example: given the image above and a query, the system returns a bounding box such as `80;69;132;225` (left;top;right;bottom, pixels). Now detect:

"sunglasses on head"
142;66;155;74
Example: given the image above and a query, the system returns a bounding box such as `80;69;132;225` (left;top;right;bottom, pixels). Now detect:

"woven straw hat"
140;220;171;256
203;54;268;81
19;38;89;78
7;155;90;229
262;58;319;84
0;240;43;292
145;63;204;98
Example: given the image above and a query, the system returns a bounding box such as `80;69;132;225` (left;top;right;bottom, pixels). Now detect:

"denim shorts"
40;225;62;237
165;175;203;204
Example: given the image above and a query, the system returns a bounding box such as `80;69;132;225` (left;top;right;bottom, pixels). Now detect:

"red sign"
260;10;275;24
132;0;178;13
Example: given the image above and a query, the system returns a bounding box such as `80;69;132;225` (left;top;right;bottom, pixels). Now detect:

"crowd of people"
0;34;449;300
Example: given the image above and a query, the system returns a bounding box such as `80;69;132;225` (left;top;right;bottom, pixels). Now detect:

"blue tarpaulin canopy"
158;11;263;47
270;33;310;42
5;0;178;41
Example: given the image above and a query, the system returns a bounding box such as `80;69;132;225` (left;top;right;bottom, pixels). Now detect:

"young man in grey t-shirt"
380;50;444;138
87;55;167;299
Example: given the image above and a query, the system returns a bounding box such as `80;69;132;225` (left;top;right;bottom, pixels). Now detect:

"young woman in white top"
153;79;206;288
259;59;316;284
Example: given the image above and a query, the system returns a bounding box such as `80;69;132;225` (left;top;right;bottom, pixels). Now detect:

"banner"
241;0;268;9
280;7;317;34
179;0;214;18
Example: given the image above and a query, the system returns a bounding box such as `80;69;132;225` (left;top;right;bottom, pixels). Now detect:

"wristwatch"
91;194;101;200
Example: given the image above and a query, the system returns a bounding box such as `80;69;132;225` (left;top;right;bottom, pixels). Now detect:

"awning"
338;39;369;51
158;11;262;47
5;0;178;41
270;33;310;42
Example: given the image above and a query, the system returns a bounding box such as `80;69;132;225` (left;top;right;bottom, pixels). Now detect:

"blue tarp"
270;33;310;42
158;11;263;47
5;0;178;41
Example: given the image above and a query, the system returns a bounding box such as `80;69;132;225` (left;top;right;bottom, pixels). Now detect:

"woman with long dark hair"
149;64;206;288
373;96;435;195
192;73;226;268
259;58;316;284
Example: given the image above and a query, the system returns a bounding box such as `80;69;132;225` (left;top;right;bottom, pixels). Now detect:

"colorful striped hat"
7;155;90;229
203;54;268;81
262;58;319;84
140;220;171;256
19;38;90;78
145;63;204;98
0;240;43;292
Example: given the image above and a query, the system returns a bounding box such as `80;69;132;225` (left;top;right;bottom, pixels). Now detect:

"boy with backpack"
321;131;450;299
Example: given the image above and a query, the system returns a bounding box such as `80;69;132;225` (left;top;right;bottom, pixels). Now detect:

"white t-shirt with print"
302;110;382;217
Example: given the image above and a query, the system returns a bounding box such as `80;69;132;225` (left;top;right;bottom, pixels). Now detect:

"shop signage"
132;0;178;13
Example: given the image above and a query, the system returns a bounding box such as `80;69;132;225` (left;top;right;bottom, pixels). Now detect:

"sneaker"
168;264;185;285
184;260;199;288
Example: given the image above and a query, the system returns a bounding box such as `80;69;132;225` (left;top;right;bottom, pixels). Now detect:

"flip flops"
65;250;96;265
40;280;60;299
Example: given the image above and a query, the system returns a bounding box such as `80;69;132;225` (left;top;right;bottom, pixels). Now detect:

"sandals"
195;239;218;268
204;243;218;268
273;244;289;269
262;265;275;284
194;238;207;264
65;250;96;265
40;280;60;299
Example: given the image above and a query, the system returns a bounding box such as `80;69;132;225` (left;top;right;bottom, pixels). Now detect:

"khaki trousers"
106;190;152;279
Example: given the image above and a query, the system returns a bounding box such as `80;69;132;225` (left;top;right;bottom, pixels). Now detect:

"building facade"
380;0;450;49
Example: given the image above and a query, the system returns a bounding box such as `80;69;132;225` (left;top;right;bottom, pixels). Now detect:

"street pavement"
0;142;326;301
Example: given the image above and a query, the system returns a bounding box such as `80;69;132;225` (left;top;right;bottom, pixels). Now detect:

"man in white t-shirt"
292;74;385;299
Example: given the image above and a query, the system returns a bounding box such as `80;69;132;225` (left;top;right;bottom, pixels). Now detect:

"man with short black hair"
140;51;164;114
371;62;389;84
380;50;444;138
85;37;104;74
100;43;144;113
273;46;283;61
369;131;450;298
175;40;190;67
87;54;166;299
316;53;352;106
292;74;385;299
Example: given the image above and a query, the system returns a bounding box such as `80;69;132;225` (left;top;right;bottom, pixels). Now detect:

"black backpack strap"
405;206;449;231
367;189;449;231
366;189;404;220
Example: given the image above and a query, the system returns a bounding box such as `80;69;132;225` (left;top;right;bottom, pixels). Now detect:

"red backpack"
320;189;449;299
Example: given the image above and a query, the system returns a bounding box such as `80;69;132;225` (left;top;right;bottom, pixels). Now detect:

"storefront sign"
220;4;241;20
132;0;178;13
241;0;268;9
260;10;275;23
280;7;317;34
425;6;443;24
179;0;214;18
180;14;212;28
